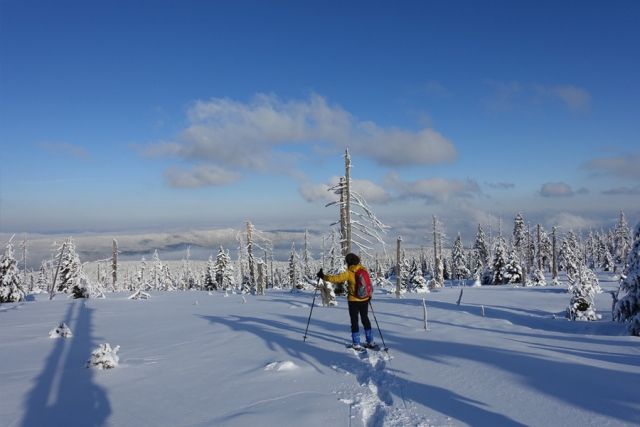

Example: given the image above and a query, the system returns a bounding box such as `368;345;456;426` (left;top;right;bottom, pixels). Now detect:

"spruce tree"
0;238;26;303
491;237;507;285
614;209;632;264
614;220;640;335
474;223;490;269
451;233;470;282
566;265;600;321
56;238;90;298
204;255;216;290
503;250;523;284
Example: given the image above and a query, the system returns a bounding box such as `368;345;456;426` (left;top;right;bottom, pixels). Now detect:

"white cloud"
602;184;640;195
485;182;515;190
141;93;458;186
581;153;640;181
299;175;391;204
535;84;591;112
39;141;89;161
548;212;598;231
382;171;482;203
540;182;573;198
163;164;242;188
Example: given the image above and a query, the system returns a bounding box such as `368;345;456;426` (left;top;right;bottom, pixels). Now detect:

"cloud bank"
141;93;458;188
581;153;640;181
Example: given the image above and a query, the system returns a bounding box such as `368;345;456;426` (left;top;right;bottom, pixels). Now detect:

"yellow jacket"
323;264;370;302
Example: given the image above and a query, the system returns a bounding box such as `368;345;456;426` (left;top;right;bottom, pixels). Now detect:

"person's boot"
364;329;378;349
351;332;363;350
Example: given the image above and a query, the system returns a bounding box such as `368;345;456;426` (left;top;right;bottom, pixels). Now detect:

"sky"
1;0;639;249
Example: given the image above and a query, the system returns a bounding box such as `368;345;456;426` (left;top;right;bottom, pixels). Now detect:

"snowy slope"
1;275;639;427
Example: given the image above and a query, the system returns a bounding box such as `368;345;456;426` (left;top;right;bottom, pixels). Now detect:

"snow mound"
49;322;73;338
86;343;120;369
264;360;298;371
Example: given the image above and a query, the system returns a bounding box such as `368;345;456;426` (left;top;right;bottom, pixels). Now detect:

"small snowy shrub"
86;343;120;369
128;290;151;300
49;322;73;338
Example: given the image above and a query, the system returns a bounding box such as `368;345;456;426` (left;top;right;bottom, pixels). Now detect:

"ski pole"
303;278;321;341
368;299;388;352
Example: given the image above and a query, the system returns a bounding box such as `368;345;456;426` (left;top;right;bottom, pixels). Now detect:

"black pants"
348;299;372;333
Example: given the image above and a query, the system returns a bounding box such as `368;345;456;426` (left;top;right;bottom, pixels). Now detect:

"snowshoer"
317;253;377;350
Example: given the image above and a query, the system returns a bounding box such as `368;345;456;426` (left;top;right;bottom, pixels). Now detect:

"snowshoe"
364;342;380;351
347;343;366;354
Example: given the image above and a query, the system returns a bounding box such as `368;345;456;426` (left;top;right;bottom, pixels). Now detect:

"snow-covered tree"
566;265;601;321
214;247;235;291
511;213;527;264
451;233;470;282
137;256;148;290
112;239;118;289
409;261;429;293
559;230;580;280
35;262;48;293
428;215;448;275
0;237;26;303
204;255;216;291
614;209;632;264
151;250;164;291
162;264;175;291
530;268;547;286
288;243;306;290
600;239;615;272
326;149;389;256
491;236;507;285
614;220;640;335
474;223;490;270
55;238;91;298
86;343;120;369
503;251;523;284
536;225;552;272
301;229;314;279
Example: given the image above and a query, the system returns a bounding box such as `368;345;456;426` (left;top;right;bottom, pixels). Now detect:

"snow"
1;274;639;427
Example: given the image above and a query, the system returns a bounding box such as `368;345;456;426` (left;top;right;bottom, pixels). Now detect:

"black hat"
345;253;360;266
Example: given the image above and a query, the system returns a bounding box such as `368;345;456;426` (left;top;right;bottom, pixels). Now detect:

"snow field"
1;274;639;427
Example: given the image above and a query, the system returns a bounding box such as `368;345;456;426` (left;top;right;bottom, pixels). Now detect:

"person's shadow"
20;301;111;427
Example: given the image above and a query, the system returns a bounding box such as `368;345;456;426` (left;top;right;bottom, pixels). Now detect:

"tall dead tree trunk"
396;236;402;298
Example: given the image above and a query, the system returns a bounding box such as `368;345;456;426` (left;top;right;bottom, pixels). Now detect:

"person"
317;253;376;350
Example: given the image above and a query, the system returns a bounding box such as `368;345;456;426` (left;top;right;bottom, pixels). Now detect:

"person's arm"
323;269;351;284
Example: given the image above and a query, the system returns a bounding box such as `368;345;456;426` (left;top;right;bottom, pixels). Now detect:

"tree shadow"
20;301;111;427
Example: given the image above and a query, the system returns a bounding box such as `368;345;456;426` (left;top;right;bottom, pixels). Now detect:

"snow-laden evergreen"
85;343;120;369
0;237;25;303
214;246;235;291
49;322;73;338
566;265;601;321
503;251;523;284
614;220;640;336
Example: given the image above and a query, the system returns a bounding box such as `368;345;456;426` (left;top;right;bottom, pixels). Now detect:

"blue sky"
1;0;639;247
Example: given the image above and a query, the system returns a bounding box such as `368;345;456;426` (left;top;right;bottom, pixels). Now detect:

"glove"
316;268;324;279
